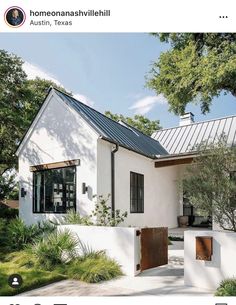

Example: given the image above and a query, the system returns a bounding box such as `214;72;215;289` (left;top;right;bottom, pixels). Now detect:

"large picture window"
33;166;76;213
130;171;144;213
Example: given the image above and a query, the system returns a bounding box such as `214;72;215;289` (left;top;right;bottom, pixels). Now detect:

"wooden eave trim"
30;159;80;172
155;157;194;168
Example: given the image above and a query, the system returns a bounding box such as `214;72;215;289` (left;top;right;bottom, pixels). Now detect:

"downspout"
111;143;119;218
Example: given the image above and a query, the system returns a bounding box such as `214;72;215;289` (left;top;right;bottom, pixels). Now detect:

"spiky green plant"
61;209;92;225
32;229;79;270
6;218;56;250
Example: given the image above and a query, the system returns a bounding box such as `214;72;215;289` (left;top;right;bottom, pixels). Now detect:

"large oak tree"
147;33;236;115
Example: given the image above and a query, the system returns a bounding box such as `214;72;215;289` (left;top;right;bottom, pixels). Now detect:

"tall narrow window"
130;171;144;213
33;166;76;213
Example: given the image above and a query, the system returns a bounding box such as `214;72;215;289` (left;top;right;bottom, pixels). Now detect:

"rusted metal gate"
140;227;168;271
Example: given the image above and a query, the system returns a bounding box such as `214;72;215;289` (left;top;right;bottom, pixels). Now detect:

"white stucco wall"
97;140;112;206
18;92;98;225
184;230;236;290
60;225;141;276
97;139;181;228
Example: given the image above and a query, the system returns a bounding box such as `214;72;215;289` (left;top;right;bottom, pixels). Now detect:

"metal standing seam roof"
54;89;168;158
152;115;236;155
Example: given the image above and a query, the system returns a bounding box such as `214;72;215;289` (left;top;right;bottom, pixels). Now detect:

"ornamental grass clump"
67;254;122;283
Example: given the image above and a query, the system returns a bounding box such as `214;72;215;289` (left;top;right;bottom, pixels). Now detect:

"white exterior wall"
185;230;236;290
60;225;141;276
97;139;181;228
18;92;98;225
97;140;112;206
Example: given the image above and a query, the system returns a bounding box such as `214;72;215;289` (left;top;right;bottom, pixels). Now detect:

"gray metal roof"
55;89;168;158
152;115;236;155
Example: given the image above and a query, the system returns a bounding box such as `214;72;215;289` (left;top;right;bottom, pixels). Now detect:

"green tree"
0;50;67;175
0;172;17;201
0;50;27;174
147;33;236;115
105;111;161;136
182;138;236;232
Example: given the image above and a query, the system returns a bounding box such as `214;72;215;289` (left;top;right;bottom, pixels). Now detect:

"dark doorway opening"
183;193;212;228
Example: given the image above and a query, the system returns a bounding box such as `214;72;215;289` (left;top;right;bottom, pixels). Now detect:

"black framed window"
33;166;76;213
130;171;144;213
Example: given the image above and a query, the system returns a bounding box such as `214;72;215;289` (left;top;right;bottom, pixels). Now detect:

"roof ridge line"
155;113;236;133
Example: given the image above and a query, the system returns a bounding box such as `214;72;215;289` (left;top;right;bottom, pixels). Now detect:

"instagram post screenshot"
0;1;236;305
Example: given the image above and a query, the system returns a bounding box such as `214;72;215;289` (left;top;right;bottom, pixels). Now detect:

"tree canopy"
183;137;236;232
105;111;161;136
0;49;67;175
147;33;236;115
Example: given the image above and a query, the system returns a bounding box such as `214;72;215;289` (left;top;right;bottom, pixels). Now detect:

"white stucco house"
16;88;236;227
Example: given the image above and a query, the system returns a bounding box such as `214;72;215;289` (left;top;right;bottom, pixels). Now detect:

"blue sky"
1;33;236;128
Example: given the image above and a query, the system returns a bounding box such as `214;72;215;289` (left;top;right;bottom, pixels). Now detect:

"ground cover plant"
0;218;122;296
215;278;236;296
0;250;65;296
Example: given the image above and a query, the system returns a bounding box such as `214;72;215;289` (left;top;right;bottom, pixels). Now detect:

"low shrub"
0;218;6;233
8;218;36;250
0;218;8;248
7;218;41;250
6;218;56;251
67;254;122;283
215;278;236;296
0;206;18;219
92;195;127;226
32;229;79;270
168;236;184;242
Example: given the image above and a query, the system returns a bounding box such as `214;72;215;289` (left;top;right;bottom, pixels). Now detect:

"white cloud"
23;62;61;86
23;61;94;106
129;94;167;115
73;93;94;107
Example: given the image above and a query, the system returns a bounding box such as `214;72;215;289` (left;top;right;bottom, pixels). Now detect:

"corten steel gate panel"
140;227;168;271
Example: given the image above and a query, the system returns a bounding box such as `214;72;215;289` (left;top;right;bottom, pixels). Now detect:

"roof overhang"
99;136;155;159
154;152;198;168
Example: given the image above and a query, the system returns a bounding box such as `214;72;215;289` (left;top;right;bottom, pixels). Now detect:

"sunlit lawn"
0;249;65;296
